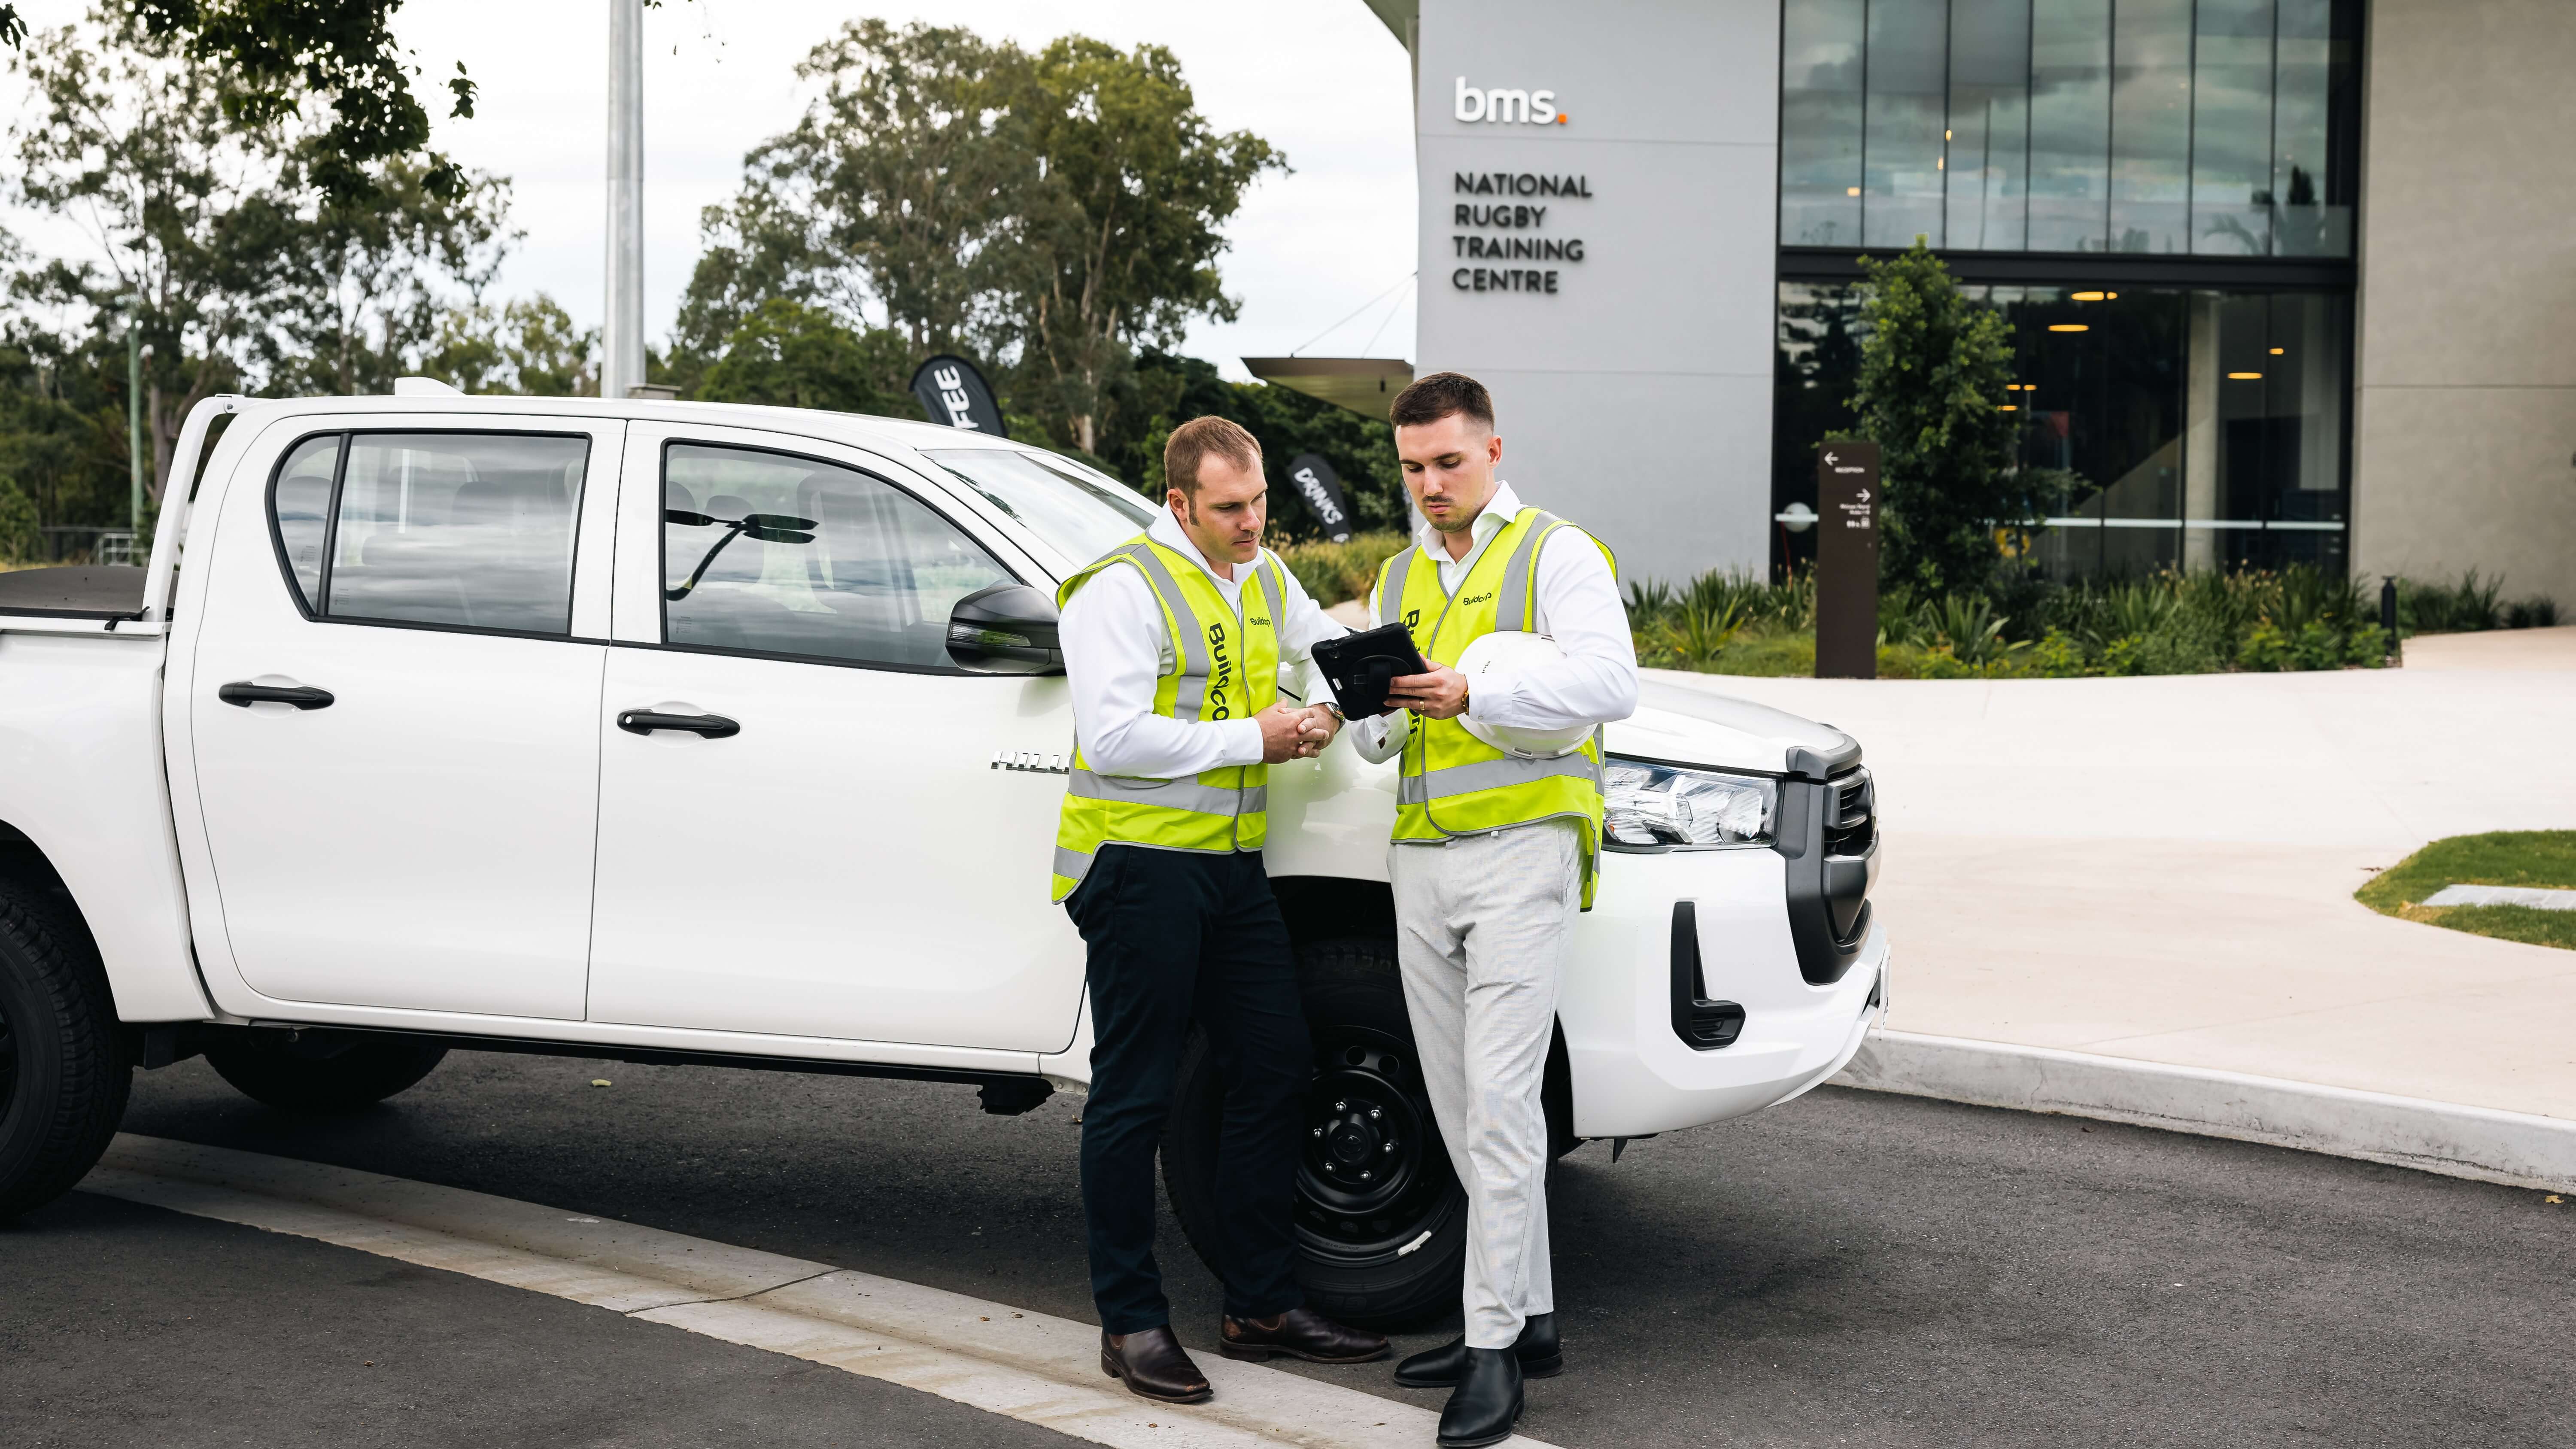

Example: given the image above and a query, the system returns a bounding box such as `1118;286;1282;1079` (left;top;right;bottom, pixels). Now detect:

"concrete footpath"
1642;626;2576;1184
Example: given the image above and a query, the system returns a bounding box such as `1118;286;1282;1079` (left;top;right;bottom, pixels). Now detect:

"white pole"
603;0;645;399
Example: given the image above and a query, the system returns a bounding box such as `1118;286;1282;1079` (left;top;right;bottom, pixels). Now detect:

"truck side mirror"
946;583;1064;675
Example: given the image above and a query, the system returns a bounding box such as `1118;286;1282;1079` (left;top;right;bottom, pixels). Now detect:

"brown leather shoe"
1100;1325;1213;1404
1218;1306;1392;1365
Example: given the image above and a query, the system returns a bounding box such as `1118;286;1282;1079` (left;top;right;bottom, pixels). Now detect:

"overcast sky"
2;0;1420;380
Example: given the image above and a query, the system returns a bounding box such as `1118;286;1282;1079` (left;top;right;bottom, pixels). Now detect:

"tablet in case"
1310;622;1432;719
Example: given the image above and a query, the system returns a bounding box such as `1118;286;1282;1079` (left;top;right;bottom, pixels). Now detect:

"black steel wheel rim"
1294;1024;1461;1265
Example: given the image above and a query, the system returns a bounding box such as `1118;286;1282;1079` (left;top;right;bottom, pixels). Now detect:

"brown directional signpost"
1814;441;1881;679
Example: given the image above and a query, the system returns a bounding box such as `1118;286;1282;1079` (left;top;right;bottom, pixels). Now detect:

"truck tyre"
0;882;131;1221
204;1030;448;1113
1165;936;1469;1329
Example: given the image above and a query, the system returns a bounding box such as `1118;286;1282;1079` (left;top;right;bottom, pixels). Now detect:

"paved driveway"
1644;631;2576;1118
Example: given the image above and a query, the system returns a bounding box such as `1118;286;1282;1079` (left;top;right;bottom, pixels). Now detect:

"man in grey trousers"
1347;373;1638;1448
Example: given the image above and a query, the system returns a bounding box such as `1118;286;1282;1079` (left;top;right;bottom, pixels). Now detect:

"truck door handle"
617;709;740;738
219;682;335;710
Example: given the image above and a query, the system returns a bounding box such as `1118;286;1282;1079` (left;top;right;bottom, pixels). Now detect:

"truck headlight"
1602;758;1777;851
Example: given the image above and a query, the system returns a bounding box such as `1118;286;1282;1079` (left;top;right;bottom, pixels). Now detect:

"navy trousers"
1064;844;1309;1334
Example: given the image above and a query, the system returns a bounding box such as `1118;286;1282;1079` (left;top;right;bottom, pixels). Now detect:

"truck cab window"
661;443;1010;669
286;432;590;636
270;434;342;611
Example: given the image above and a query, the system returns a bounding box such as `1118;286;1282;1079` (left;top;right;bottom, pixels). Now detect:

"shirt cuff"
1464;664;1522;725
1213;717;1267;768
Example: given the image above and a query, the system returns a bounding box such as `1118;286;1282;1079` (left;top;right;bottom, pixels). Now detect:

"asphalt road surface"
6;1050;2571;1448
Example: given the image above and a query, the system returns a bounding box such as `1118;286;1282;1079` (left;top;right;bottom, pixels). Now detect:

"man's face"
1170;452;1267;566
1394;413;1502;534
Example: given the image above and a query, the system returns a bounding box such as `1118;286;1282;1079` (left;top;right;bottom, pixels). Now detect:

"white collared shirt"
1058;505;1345;779
1349;481;1638;763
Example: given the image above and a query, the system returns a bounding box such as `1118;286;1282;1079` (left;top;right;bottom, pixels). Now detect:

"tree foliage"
2;7;510;525
3;1;475;204
695;298;912;417
1851;240;2025;595
677;21;1282;457
424;295;596;398
1015;37;1281;454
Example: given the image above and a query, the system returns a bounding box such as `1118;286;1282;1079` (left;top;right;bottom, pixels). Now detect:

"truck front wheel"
203;1030;448;1113
0;882;131;1220
1165;936;1469;1329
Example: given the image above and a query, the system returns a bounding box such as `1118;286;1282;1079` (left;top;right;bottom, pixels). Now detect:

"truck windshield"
924;448;1155;568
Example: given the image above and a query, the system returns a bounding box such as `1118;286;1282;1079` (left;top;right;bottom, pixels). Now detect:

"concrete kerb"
1833;1030;2576;1193
82;1135;1557;1449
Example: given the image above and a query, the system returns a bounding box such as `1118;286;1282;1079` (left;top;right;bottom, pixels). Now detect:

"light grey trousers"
1389;819;1582;1349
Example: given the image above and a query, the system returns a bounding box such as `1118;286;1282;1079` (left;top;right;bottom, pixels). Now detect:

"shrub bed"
1271;535;2557;680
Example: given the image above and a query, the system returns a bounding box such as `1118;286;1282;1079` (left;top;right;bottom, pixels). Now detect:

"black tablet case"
1311;622;1432;718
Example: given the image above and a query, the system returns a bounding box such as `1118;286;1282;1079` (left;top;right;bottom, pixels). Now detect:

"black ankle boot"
1394;1313;1561;1388
1436;1348;1523;1449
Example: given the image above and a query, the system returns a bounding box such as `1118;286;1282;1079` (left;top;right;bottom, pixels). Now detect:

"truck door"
183;419;620;1021
584;424;1084;1054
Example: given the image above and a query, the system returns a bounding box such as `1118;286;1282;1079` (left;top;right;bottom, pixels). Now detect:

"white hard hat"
1455;632;1593;759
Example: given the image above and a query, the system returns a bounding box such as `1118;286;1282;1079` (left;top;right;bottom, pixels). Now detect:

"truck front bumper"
1560;844;1888;1139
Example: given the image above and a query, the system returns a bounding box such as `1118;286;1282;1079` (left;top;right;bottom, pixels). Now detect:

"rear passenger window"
268;431;591;636
662;442;1011;670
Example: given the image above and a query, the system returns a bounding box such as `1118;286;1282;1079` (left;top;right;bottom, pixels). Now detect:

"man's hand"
1298;704;1343;750
1385;659;1471;720
1256;702;1334;763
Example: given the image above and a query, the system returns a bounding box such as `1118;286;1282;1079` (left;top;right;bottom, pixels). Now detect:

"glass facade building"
1771;0;2362;580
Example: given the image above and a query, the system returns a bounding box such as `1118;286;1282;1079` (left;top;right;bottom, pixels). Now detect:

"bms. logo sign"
1454;77;1565;126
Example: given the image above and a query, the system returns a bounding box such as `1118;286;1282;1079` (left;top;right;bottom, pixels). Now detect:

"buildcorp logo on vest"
1448;78;1586;295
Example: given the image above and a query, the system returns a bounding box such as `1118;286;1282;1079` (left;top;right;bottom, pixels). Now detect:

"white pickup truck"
0;389;1886;1322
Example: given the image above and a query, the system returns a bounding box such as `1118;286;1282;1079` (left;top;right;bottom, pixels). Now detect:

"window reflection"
1781;0;2359;258
1863;0;1948;248
1780;0;1866;248
1946;0;2030;251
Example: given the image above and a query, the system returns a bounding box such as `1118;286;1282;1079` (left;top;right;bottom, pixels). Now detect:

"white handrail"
137;395;243;625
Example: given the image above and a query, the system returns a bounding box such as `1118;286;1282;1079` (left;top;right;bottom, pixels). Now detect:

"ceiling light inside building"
2048;324;2089;332
1846;186;1861;196
2072;291;2107;301
2227;371;2263;380
1998;404;2018;411
2269;347;2285;355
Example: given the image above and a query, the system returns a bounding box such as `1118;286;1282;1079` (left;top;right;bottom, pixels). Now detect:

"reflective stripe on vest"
1050;535;1284;901
1376;509;1616;908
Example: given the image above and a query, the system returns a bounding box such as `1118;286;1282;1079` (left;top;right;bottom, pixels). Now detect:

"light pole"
602;0;645;401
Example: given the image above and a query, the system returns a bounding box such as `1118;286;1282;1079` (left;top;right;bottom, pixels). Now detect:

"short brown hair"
1389;371;1495;431
1163;415;1261;497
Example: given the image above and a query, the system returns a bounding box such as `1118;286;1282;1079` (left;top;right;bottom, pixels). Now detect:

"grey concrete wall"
2352;0;2576;611
1413;0;1779;587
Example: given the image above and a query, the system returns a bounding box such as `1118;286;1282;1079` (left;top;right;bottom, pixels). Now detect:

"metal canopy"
1240;357;1416;422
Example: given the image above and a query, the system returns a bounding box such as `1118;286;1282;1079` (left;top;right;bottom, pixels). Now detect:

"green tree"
5;8;511;504
245;153;512;396
426;294;597;396
3;1;477;205
695;298;913;416
1013;37;1282;456
6;9;274;501
673;21;1030;380
0;474;43;561
1851;240;2023;595
1097;350;1404;537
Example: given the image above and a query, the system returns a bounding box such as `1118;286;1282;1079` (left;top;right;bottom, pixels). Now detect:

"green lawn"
2356;831;2576;951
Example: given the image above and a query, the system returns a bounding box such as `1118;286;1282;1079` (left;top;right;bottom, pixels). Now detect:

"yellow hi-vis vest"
1376;509;1616;908
1050;534;1285;902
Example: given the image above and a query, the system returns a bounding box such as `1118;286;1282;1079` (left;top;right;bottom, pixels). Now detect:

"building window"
1778;0;2360;256
1771;282;2349;580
